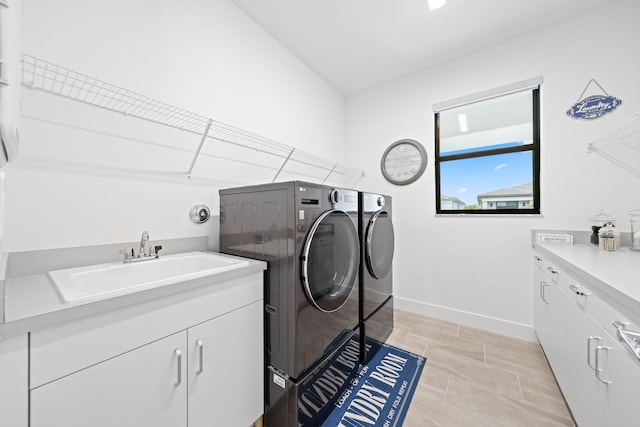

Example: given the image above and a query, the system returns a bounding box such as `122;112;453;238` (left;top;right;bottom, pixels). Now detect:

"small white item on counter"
598;222;620;251
589;210;616;245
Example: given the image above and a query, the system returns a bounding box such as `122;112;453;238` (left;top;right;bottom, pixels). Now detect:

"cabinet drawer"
0;334;28;427
560;272;639;344
31;273;263;388
533;254;561;284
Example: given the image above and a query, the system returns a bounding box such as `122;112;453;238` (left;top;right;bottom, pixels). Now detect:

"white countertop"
533;238;640;325
0;243;266;340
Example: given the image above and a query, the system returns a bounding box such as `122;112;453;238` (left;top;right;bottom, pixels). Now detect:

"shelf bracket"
272;148;295;183
187;119;213;178
353;171;366;187
321;163;338;184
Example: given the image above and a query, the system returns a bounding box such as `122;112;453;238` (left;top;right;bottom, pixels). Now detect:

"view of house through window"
434;82;540;214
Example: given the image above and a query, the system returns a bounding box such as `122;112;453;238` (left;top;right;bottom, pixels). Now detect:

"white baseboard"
394;296;537;343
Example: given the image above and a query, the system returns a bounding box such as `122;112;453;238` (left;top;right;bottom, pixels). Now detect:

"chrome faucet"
119;231;162;263
139;230;150;257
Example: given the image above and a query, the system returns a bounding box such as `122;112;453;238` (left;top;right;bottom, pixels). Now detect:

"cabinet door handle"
540;282;550;304
587;336;601;370
196;339;204;375
534;256;543;262
174;349;182;387
539;282;543;299
595;345;612;385
547;266;558;275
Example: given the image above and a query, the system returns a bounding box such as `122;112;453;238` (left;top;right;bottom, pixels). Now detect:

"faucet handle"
152;245;163;257
119;248;134;259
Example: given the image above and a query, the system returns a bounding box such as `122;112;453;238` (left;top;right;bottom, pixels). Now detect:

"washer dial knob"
329;189;340;204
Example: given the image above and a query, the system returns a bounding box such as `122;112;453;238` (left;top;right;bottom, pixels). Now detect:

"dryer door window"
365;211;394;279
302;210;359;313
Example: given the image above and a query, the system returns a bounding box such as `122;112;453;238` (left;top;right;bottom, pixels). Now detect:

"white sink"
48;251;250;303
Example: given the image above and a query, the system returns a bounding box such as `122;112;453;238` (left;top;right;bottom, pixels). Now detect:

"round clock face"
380;139;427;185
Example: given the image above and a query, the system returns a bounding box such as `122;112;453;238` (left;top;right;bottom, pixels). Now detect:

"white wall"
0;172;4;253
346;0;640;340
4;0;639;341
3;0;346;252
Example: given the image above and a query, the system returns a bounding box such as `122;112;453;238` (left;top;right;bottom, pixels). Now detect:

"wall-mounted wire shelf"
20;54;365;187
587;112;640;179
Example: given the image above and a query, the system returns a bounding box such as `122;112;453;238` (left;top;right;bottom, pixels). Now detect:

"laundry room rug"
321;341;426;427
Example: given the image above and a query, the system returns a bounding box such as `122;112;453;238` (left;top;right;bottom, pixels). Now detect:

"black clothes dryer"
219;181;361;426
358;192;395;365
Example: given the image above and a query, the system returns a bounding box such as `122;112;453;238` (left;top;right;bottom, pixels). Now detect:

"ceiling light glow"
457;113;468;132
427;0;447;11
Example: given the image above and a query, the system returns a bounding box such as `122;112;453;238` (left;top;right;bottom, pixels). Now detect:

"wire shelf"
20;54;365;187
588;112;640;178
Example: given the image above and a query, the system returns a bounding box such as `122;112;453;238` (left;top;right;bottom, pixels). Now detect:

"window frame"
434;85;541;215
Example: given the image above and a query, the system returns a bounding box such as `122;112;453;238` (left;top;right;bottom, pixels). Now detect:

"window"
434;78;541;215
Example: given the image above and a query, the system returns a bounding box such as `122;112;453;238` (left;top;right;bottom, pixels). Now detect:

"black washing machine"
219;181;361;426
358;192;394;365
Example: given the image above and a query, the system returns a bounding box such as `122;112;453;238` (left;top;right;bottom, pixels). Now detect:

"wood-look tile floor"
389;310;576;427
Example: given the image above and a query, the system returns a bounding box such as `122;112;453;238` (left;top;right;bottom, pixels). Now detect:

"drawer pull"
587;336;601;370
595;346;612;384
569;284;591;297
174;349;182;387
196;339;204;375
547;266;558;275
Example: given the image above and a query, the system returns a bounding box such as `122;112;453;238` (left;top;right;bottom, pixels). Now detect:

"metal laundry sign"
567;79;622;120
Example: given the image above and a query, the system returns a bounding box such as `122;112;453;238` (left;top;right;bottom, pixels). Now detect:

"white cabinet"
31;302;264;427
564;297;604;427
533;250;640;427
533;256;567;385
600;330;639;425
31;332;188;427
29;272;264;427
563;298;639;427
0;334;28;427
188;301;263;427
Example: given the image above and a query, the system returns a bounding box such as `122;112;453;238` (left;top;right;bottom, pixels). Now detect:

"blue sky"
440;151;533;206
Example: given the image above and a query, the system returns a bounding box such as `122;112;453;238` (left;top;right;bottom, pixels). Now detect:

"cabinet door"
188;300;263;427
600;331;639;426
533;261;566;383
0;334;28;427
31;332;187;427
564;298;604;427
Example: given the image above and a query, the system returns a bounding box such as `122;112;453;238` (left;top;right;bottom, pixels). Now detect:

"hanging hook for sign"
567;79;622;120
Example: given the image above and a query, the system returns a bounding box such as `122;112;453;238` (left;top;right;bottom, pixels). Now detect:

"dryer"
219;181;361;426
358;192;395;364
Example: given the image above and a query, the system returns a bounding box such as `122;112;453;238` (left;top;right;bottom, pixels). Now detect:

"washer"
358;192;395;364
219;181;361;426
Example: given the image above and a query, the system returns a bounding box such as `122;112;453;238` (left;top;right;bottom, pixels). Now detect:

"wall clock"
380;139;428;185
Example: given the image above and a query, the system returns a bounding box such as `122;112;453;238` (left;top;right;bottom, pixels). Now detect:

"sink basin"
48;251;250;303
